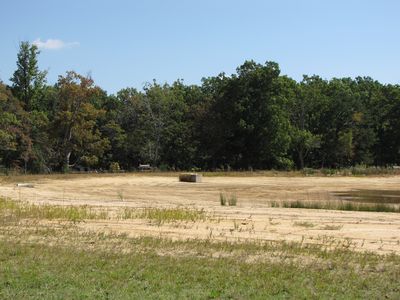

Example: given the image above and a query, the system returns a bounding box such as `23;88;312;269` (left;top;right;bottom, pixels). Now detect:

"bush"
159;164;169;172
302;168;316;176
109;162;120;173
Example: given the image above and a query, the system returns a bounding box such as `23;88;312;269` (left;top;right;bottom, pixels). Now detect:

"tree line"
1;42;399;173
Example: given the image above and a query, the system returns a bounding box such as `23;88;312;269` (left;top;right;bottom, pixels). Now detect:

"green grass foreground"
0;196;400;298
1;235;400;299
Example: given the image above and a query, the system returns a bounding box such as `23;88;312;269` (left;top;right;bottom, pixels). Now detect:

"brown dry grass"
1;173;400;254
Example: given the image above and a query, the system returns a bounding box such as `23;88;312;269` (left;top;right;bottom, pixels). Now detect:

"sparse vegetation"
137;207;208;225
0;197;213;226
270;199;400;213
0;197;104;223
294;221;315;228
219;193;227;206
117;189;124;201
302;166;400;177
220;193;238;206
1;175;400;298
228;193;237;206
321;224;343;231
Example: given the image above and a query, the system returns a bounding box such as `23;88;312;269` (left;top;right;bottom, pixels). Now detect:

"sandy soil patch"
1;174;400;254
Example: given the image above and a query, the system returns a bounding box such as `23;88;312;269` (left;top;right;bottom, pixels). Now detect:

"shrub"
109;162;120;173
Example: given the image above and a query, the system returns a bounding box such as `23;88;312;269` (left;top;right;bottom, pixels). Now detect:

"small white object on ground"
16;183;35;188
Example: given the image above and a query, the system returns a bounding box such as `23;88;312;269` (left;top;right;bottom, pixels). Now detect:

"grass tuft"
228;194;237;206
321;225;343;231
220;193;227;206
294;221;315;228
220;193;238;206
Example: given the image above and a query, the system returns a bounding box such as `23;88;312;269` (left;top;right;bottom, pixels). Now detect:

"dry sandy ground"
1;174;400;254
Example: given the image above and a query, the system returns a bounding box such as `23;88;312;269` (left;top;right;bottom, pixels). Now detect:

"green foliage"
10;41;47;111
3;46;400;172
109;162;120;173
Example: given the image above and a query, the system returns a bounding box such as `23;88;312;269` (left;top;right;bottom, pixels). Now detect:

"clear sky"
1;0;399;94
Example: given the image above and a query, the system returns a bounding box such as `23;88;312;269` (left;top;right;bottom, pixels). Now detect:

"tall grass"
220;193;227;206
270;199;400;213
302;165;400;177
0;197;104;222
1;197;210;224
137;207;208;225
220;193;238;206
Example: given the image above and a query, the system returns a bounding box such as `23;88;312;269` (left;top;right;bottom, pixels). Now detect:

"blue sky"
1;0;399;94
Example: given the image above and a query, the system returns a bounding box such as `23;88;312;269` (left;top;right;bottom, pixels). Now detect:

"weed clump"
220;193;237;206
220;193;227;206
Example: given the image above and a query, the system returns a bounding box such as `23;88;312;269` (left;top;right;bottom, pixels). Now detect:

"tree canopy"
1;41;400;173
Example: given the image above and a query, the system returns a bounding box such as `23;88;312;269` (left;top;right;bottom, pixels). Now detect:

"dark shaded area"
334;190;400;204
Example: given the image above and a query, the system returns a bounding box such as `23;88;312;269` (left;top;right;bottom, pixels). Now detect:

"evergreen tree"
10;41;47;111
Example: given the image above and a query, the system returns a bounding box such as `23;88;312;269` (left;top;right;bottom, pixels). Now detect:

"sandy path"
1;174;400;253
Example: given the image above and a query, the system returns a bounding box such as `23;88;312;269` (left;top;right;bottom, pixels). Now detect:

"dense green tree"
377;84;400;165
3;44;400;173
27;110;52;173
115;87;153;169
202;61;292;169
289;76;327;169
10;41;47;111
0;84;21;155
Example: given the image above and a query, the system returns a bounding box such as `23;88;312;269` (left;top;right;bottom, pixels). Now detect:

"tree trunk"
64;151;71;173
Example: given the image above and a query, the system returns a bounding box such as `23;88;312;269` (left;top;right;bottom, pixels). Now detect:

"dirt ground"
1;174;400;254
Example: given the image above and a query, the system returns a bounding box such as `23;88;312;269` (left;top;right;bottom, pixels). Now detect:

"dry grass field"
1;173;400;298
1;173;400;254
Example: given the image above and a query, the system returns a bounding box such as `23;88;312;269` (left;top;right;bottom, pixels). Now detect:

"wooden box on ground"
179;173;202;183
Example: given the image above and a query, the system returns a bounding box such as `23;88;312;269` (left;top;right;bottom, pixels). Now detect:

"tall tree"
289;76;326;169
205;61;292;169
378;84;400;165
52;71;109;172
10;41;47;111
